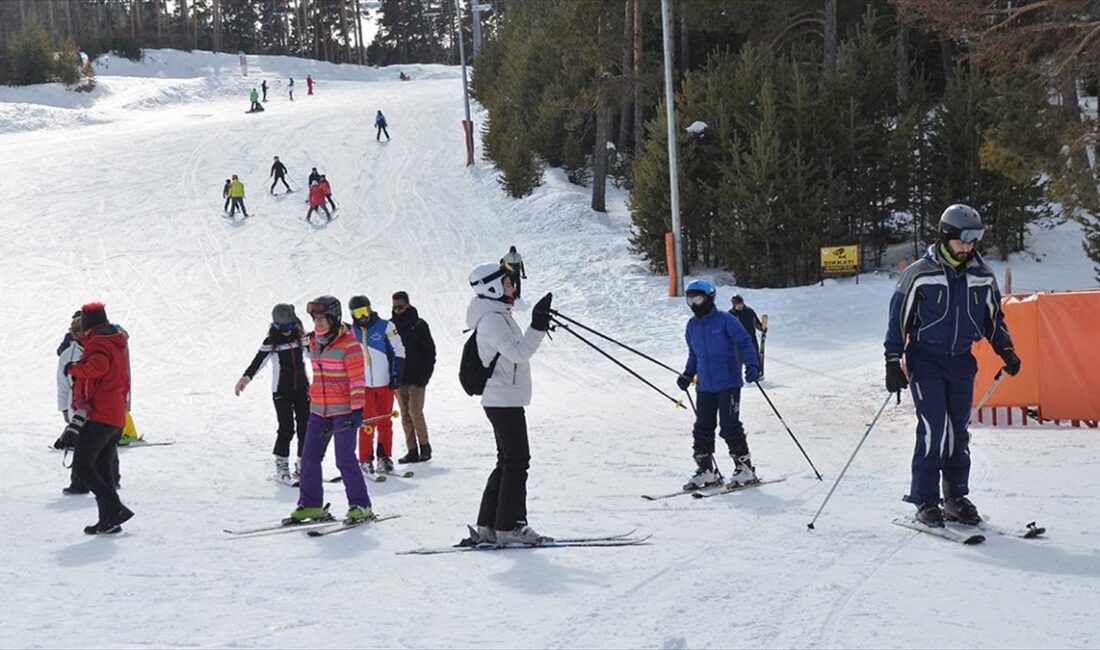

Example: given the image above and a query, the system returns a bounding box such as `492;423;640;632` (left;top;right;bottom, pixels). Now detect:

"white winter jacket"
57;340;83;412
465;297;545;408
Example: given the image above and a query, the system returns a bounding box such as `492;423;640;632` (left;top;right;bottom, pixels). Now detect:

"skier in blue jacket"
676;279;761;491
885;204;1020;528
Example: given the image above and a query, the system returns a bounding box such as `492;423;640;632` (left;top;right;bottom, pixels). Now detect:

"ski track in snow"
2;50;1099;649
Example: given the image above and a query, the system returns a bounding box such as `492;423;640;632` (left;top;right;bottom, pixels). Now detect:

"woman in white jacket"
465;262;553;546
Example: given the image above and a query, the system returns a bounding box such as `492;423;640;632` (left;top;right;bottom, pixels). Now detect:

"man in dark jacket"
62;303;135;535
730;295;766;377
270;156;291;194
390;291;436;463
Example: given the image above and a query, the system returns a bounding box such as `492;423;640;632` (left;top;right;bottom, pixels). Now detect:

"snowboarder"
462;263;554;546
885;204;1020;528
227;174;248;218
730;295;766;378
348;295;405;478
500;245;526;299
308;167;321;186
248;88;263;113
261;79;268;102
270;156;291;194
318;174;336;210
306;180;331;223
289;296;373;524
288;77;294;101
391;291;436;464
676;279;761;491
235;304;311;486
375;110;390;141
306;74;314;95
222;178;232;212
61;303;134;535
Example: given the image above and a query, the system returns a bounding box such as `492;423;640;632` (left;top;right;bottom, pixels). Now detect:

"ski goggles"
273;321;296;332
958;228;984;243
684;293;710;306
351;306;372;320
306;301;329;317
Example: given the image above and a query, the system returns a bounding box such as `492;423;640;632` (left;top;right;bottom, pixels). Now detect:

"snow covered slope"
1;50;1098;649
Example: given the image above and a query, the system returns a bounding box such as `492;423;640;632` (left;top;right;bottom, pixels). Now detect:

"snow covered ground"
2;50;1099;649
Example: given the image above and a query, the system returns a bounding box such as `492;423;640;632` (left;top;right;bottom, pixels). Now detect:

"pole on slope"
660;0;683;297
455;0;475;166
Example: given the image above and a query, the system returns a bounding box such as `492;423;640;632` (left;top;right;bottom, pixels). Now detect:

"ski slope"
2;50;1099;649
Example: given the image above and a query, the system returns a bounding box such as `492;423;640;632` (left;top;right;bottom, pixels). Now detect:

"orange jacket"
307;325;366;416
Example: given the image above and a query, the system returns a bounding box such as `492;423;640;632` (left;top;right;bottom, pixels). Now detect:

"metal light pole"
455;0;475;165
660;0;684;296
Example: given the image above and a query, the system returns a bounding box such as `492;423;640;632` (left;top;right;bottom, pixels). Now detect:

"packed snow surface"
2;50;1098;649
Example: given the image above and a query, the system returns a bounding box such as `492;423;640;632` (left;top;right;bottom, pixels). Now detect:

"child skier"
348;295;405;478
306;180;331;223
222;178;232;212
306;74;315;95
319;174;336;210
375;110;390;141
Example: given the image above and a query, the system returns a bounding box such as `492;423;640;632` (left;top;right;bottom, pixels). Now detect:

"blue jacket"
885;245;1013;361
683;307;759;392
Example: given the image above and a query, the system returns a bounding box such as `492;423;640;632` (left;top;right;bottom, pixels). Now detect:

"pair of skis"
398;529;652;555
641;477;786;501
892;517;1047;545
328;470;414;484
224;511;402;538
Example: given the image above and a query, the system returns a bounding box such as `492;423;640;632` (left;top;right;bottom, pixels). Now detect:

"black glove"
676;374;693;392
999;348;1022;376
885;359;909;393
745;365;760;384
389;376;400;390
58;411;87;449
531;292;553;331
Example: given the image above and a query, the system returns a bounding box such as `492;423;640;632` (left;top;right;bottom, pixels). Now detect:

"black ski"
892;516;985;545
690;477;786;499
642;483;725;501
398;533;652;556
306;513;402;537
954;519;1046;540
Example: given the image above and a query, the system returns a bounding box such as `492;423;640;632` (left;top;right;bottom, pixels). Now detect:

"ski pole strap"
754;381;822;480
552;318;684;408
549;310;682;377
63;447;73;469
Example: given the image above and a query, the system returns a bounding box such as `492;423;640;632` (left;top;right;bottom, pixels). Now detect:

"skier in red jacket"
319;175;336;211
306;74;315;95
306;180;331;223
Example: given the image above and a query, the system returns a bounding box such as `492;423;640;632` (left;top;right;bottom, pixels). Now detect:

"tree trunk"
618;0;632;153
46;0;56;44
593;86;609;212
896;23;909;106
1060;66;1096;175
155;0;164;48
679;0;688;77
339;0;351;63
297;0;306;55
823;0;837;79
354;0;364;63
64;0;74;42
213;0;222;52
940;38;952;83
633;0;644;157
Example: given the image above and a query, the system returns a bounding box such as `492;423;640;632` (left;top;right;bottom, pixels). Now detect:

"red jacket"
319;180;332;196
69;325;131;427
309;184;326;207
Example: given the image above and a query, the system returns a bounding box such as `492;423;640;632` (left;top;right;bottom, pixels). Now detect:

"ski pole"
807;392;893;530
552;318;685;409
685;389;697;415
754;382;822;480
550;309;683;377
970;368;1006;421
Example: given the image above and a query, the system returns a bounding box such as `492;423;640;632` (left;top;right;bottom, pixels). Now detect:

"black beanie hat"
349;295;371;311
80;302;108;331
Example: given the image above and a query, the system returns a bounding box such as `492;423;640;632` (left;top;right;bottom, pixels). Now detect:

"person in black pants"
270;156;291;194
375;110;390;141
235;304;311;485
222;178;232;212
261;79;268;102
730;294;766;376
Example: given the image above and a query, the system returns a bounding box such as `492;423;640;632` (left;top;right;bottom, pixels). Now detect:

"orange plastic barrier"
973;289;1100;422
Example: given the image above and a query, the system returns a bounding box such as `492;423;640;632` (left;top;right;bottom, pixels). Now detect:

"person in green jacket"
227;174;249;218
249;88;263;113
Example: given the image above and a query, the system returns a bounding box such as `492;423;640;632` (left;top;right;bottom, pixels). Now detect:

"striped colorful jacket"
307;324;366;416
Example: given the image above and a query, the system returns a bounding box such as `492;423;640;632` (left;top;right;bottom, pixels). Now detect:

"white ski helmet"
469;262;511;299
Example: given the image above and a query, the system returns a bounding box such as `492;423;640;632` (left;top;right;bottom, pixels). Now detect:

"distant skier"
288;77;294;101
248;88;264;113
227;174;249;218
308;167;321;186
375;110;390;141
270;156;291;194
288;296;373;525
500;245;526;299
235;304;311;486
729;295;766;378
261;79;268;102
348;295;405;479
885;204;1020;528
319;174;336;210
306;180;331;223
462;263;554;546
222;178;232;212
306;74;315;95
676;279;760;491
398;71;410;81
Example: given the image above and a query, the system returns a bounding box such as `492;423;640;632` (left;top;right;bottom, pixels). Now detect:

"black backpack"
459;329;500;396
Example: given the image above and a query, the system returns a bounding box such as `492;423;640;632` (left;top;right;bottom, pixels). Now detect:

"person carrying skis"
60;303;134;535
730;294;766;378
288;77;294;101
676;279;761;491
500;245;526;300
306;74;315;95
261;79;268;102
222;178;232;212
885;204;1020;528
348;295;405;478
248;87;263;112
318;174;336;210
227;174;248;218
391;291;436;464
306;180;331;223
289;296;373;524
462;263;554;546
375;110;390;141
234;304;311;486
270;156;291;194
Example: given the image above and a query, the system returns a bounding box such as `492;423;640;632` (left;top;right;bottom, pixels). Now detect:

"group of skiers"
221;158;342;221
250;74;314;108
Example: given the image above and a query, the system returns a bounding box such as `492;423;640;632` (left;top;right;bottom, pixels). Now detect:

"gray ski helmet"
939;204;984;244
272;303;297;326
306;295;341;325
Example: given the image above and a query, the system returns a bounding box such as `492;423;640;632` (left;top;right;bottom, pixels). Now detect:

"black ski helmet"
306;295;341;325
939;204;984;244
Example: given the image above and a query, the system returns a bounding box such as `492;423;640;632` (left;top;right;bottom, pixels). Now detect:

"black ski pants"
376;125;390;140
229;197;247;217
271;174;291;193
477;407;530;531
326;194;336;210
273;390;310;459
692;388;749;458
72;420;126;523
223;195;231;211
306;205;331;222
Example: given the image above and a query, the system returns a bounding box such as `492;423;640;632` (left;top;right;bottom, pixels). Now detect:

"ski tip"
640;495;656;501
964;535;986;545
690;492;706;499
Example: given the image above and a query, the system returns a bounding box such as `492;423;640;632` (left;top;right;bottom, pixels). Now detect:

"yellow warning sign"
820;245;860;275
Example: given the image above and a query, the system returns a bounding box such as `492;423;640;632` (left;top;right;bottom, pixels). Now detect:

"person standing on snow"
730;294;766;377
884;204;1020;528
289;296;373;524
462;263;554;546
306;74;315;95
500;245;526;300
375;110;390;141
61;303;134;535
391;291;436;464
306;180;331;223
261;79;268;102
348;295;405;479
270;156;291;194
308;167;321;186
249;87;263;112
318;175;336;211
222;178;232;212
288;77;295;101
676;279;761;491
227;174;248;218
235;304;311;486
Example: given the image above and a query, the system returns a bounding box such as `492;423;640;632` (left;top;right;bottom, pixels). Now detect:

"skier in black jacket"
390;291;436;463
730;295;765;359
235;304;311;485
270;156;291;194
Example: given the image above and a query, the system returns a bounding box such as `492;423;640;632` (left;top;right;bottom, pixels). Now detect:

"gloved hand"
531;292;553;331
998;348;1022;376
886;359;909;393
745;365;760;384
234;376;250;396
389;376;400;390
58;411;87;449
676;373;693;392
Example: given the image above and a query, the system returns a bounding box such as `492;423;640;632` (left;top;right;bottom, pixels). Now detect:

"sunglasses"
685;294;710;306
351;306;371;320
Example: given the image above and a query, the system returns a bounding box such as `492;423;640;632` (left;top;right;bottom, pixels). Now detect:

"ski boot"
86;505;134;535
289;506;330;523
293;457;301;480
345;505;374;523
726;453;758;487
377;456;395;475
495;523;553;546
943;496;981;526
459;524;498;546
360;459;375;479
683;454;723;491
419;443;432;462
915;502;945;528
274;456;295;486
62;484;90;496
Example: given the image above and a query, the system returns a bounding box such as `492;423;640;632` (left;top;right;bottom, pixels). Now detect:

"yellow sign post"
819;245;860;284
